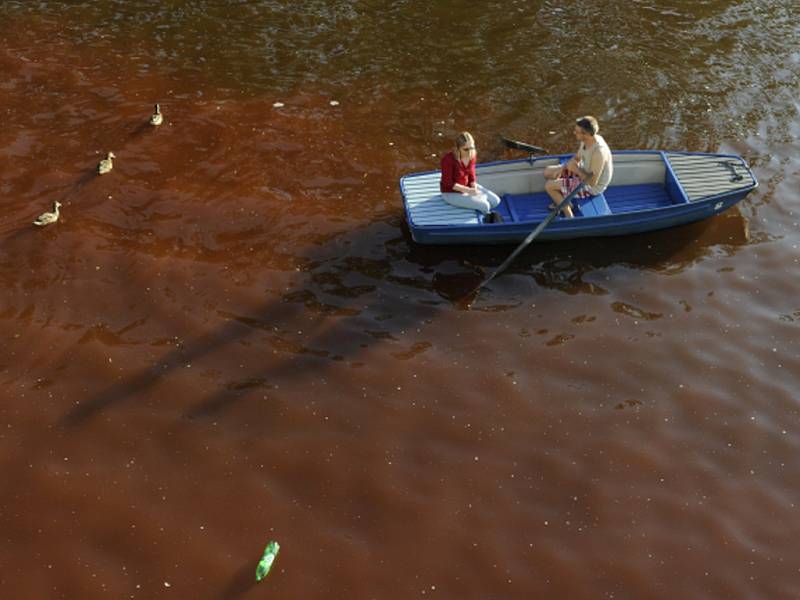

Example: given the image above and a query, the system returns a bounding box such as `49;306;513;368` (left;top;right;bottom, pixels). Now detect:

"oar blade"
500;135;546;154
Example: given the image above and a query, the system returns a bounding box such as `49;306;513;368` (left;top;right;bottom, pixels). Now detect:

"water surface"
1;2;799;598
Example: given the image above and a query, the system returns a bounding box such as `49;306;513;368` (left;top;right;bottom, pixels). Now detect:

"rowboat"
400;151;757;245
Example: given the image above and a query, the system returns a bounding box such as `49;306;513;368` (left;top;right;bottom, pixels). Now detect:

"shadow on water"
59;297;306;425
218;563;256;600
60;205;749;426
417;207;751;302
59;219;442;425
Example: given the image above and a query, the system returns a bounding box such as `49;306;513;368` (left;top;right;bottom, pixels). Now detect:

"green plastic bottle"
255;541;280;582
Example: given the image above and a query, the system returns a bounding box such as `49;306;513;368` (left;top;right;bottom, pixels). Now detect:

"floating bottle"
255;540;280;582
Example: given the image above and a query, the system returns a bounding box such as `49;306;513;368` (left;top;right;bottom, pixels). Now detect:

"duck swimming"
149;103;163;126
33;201;62;226
97;151;115;175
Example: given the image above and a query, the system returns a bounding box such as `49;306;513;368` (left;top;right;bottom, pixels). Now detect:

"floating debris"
329;100;339;106
255;540;280;582
272;102;285;108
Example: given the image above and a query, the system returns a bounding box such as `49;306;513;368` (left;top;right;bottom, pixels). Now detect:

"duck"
149;103;163;126
97;151;115;175
33;201;62;226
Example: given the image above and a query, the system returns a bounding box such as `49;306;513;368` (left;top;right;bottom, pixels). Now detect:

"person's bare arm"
568;152;603;187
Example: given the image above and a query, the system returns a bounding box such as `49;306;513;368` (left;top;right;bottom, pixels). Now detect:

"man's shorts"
559;168;592;199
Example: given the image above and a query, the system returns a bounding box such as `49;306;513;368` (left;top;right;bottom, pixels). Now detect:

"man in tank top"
544;116;613;218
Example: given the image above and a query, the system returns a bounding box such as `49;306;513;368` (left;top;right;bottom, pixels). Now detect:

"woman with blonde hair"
440;132;503;223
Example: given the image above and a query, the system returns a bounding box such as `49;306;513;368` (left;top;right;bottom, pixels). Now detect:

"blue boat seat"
545;158;611;217
501;191;611;221
574;193;611;217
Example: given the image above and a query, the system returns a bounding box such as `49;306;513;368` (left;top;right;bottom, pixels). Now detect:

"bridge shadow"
60;296;305;425
60;206;750;425
60;218;442;425
182;208;750;420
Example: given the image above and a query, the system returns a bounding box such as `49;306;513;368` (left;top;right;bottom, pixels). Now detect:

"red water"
2;3;800;599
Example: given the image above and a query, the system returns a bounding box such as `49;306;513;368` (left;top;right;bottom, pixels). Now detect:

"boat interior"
402;151;753;227
477;152;685;222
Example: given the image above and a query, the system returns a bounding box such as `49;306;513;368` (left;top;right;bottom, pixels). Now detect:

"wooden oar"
500;135;546;154
466;180;588;299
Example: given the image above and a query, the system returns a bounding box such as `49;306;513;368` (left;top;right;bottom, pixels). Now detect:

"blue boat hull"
411;189;751;244
400;151;758;245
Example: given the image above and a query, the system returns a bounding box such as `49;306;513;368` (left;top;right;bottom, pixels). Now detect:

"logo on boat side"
714;202;723;210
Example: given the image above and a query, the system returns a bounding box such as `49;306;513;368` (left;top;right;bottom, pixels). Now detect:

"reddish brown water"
2;3;799;599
